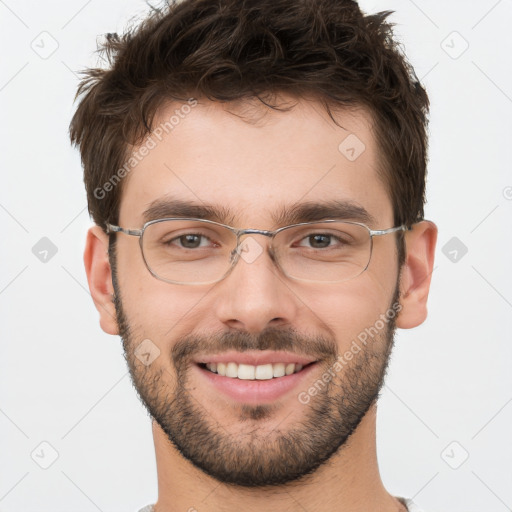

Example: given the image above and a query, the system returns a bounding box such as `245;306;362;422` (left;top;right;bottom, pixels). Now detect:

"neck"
151;405;404;512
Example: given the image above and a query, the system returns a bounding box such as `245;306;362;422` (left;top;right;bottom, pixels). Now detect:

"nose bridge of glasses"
230;228;277;264
235;228;274;237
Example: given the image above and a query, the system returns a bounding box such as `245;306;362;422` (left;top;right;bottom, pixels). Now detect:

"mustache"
171;326;337;366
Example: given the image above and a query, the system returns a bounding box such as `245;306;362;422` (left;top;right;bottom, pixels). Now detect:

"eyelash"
166;232;345;249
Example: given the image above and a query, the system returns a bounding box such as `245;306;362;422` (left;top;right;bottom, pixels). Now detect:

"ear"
83;225;119;335
396;220;438;329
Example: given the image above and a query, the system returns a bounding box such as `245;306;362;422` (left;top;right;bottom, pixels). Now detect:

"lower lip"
194;362;318;404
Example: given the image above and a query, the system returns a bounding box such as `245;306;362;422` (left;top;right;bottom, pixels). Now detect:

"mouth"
194;360;319;404
197;361;315;380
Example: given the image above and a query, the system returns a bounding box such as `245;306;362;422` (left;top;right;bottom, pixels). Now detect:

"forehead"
118;96;393;228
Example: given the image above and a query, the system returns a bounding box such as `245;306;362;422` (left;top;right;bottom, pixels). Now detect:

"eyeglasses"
105;218;410;285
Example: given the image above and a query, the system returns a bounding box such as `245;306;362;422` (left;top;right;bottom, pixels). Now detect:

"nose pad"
268;244;278;263
240;235;279;260
228;235;278;269
229;246;239;264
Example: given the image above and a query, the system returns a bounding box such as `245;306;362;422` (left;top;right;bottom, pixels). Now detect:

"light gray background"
1;1;511;511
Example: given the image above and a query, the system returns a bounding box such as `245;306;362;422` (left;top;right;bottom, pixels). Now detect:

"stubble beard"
113;268;400;488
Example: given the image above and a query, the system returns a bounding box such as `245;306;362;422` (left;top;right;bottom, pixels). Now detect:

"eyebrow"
141;196;377;228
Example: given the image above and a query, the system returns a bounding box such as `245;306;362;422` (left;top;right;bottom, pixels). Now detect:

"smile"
200;361;314;380
195;361;319;404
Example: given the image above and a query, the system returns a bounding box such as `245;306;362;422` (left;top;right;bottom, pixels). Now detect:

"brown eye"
304;234;333;249
173;234;205;249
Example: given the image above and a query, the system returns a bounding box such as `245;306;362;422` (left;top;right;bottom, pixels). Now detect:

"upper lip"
193;350;318;366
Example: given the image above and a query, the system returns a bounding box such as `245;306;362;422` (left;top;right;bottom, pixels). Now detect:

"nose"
212;234;300;333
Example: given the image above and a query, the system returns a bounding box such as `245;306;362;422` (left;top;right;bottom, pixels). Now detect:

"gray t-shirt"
138;497;426;511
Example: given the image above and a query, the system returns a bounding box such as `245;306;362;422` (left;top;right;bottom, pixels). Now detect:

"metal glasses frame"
105;218;410;285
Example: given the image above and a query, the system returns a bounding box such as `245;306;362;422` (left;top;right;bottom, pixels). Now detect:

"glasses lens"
274;221;371;282
142;220;236;284
141;219;371;284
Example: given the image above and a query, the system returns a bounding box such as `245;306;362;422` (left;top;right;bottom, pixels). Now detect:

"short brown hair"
69;0;429;251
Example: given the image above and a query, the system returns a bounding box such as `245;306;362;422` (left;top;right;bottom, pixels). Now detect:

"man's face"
112;97;402;487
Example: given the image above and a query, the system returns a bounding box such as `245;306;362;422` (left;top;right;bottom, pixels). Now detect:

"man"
70;0;437;510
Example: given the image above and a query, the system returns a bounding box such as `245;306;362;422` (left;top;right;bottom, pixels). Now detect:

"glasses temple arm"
105;223;142;236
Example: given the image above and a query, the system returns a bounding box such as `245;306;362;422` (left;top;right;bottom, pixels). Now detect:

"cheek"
117;257;219;354
114;239;202;339
122;283;209;340
294;275;395;349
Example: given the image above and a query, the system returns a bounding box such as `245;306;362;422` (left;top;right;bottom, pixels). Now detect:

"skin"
84;95;437;512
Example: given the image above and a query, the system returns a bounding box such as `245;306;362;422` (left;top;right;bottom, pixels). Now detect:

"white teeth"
203;361;309;379
238;363;255;380
255;363;273;380
272;363;285;378
217;362;226;376
226;362;238;378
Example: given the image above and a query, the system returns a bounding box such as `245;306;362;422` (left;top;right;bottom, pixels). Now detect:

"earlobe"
396;220;438;329
83;225;119;335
